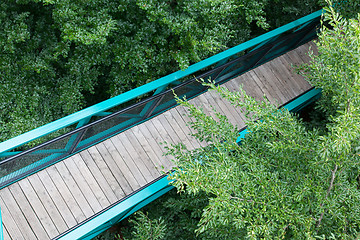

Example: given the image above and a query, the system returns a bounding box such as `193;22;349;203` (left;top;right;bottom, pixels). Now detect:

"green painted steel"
237;88;321;142
0;206;3;240
0;9;323;155
284;88;322;112
0;9;324;239
55;175;174;240
55;86;322;240
0;8;323;188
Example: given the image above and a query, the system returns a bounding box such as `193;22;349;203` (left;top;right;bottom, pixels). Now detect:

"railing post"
0;205;4;240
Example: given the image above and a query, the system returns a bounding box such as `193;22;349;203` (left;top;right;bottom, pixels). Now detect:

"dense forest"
0;0;326;142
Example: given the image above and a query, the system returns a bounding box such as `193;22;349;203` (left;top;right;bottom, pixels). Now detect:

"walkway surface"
0;41;317;239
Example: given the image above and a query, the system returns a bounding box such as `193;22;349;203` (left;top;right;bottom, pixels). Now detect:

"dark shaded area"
297;101;329;133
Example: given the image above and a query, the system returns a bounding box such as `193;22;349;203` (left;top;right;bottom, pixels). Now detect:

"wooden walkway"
0;42;317;239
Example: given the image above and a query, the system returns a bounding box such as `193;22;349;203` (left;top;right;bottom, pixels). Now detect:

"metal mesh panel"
151;80;205;116
0;134;73;186
0;14;321;189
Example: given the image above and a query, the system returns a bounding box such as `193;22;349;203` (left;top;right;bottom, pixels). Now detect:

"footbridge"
0;10;323;240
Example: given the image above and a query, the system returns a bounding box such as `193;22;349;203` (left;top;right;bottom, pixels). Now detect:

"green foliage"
164;7;360;239
299;2;360;122
331;0;360;18
265;0;321;30
0;0;323;144
124;212;167;240
93;189;210;240
123;190;209;240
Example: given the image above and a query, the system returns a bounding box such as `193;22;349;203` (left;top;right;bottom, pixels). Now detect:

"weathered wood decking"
0;42;317;239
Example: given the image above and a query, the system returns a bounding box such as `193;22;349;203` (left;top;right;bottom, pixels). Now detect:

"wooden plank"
45;164;88;223
259;63;294;102
136;122;174;169
52;161;94;218
63;156;103;214
123;130;161;178
149;115;193;164
233;74;258;100
18;178;59;238
281;52;312;91
224;77;264;124
222;79;252;123
197;92;236;126
308;41;318;55
252;65;288;104
27;173;68;234
254;63;290;103
0;194;26;240
109;136;148;187
278;55;309;92
131;124;170;170
83;143;133;199
270;56;303;93
95;142;133;195
295;43;313;62
148;117;178;147
36;170;78;228
280;52;312;91
189;96;219;121
0;188;38;240
127;126;163;172
284;49;306;66
244;71;278;105
234;73;265;102
262;61;298;98
8;183;49;239
174;105;208;147
146;117;179;154
197;92;227;116
205;89;243;127
115;133;155;183
86;146;134;197
223;77;249;113
168;108;202;149
161;110;197;150
72;154;111;208
3;225;11;240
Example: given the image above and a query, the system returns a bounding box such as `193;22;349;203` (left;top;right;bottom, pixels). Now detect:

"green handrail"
0;9;325;240
55;87;322;240
0;9;323;155
0;9;323;189
0;206;3;240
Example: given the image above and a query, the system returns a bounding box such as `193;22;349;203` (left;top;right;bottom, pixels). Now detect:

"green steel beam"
0;151;22;158
56;87;322;240
0;10;324;239
0;206;3;240
0;9;323;155
284;88;322;112
56;175;174;240
236;88;322;142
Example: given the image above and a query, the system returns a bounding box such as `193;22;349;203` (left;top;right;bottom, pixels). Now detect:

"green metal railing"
0;206;3;240
52;10;323;240
0;10;323;190
55;87;322;240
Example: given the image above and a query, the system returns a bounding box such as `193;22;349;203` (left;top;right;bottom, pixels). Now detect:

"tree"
164;6;360;239
124;212;167;240
0;0;323;143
